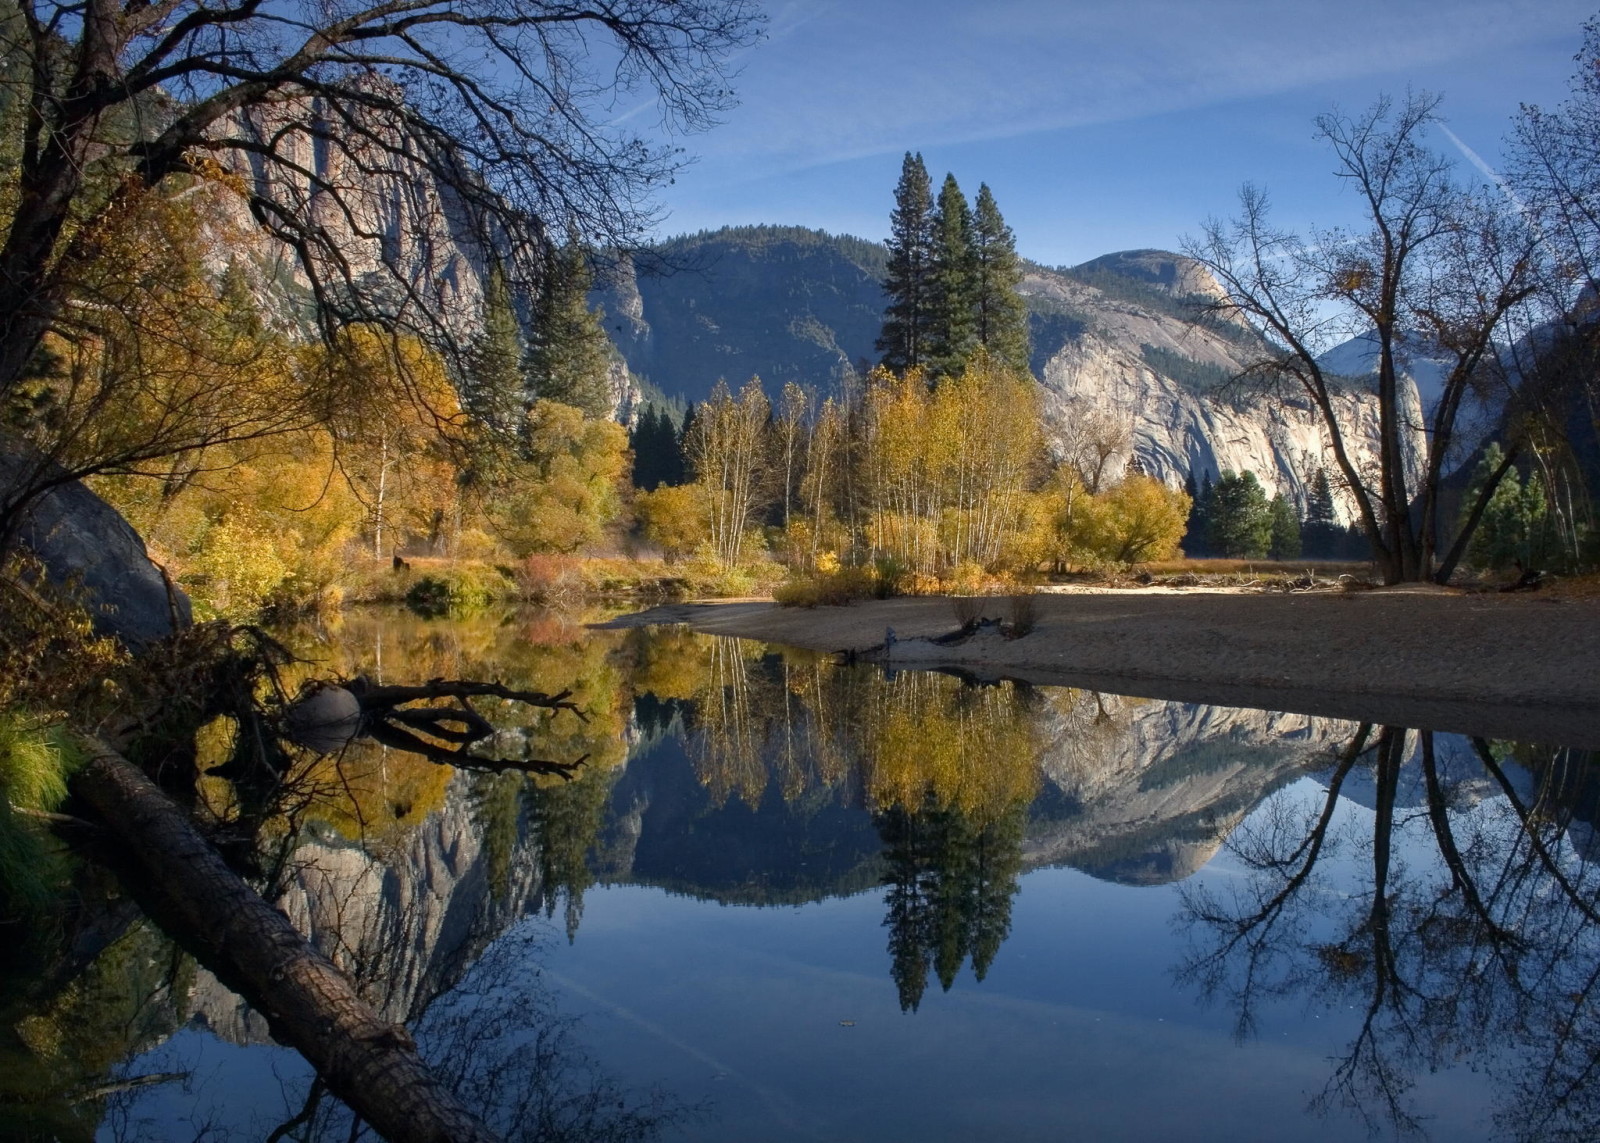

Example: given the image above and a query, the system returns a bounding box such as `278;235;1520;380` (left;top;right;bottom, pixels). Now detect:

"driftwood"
283;676;588;780
69;738;501;1143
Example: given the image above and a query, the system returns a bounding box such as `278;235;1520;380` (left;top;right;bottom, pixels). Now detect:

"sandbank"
601;588;1600;747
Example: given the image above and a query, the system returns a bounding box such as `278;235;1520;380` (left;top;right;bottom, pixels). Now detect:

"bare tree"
1187;94;1547;584
685;376;770;569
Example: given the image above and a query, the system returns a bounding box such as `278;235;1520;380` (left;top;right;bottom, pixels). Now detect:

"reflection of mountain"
597;691;1354;901
1028;694;1353;885
181;687;1360;1046
188;776;561;1042
594;734;884;905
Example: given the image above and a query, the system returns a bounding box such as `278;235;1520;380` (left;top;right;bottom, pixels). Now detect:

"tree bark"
69;739;501;1143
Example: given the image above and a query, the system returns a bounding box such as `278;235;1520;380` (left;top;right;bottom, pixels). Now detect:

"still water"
5;608;1598;1142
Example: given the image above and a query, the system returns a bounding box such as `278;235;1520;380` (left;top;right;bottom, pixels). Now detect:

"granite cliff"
595;229;1424;516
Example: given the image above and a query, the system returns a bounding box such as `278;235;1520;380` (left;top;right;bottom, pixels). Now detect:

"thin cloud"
678;0;1593;175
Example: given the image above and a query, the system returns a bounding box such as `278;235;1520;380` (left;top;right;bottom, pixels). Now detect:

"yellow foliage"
1089;474;1191;564
635;482;711;561
859;355;1044;575
1043;468;1190;569
489;401;628;555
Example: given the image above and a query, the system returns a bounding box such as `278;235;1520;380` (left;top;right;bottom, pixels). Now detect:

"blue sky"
641;0;1598;266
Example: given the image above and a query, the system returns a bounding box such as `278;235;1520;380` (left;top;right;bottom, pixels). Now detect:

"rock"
284;683;364;753
2;442;192;650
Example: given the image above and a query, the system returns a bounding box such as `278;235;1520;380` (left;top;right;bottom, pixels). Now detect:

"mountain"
598;228;1422;514
592;225;889;400
1315;330;1453;414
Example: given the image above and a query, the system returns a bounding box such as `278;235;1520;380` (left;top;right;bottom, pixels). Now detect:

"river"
4;606;1597;1142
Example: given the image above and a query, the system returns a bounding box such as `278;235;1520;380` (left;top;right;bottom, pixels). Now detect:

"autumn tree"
1085;474;1192;565
634;483;709;562
858;355;1042;574
0;0;761;398
774;381;811;528
877;153;937;371
1188;94;1547;583
488;402;628;555
686;377;771;569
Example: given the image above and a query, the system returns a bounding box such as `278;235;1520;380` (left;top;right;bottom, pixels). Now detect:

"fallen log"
69;737;501;1143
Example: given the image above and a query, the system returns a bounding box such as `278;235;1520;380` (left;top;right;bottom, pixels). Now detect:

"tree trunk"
69;740;501;1143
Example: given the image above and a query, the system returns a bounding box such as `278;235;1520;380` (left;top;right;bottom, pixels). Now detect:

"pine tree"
926;173;976;376
1207;470;1274;558
629;404;686;491
464;262;525;441
1268;493;1302;560
971;183;1030;375
525;238;613;419
1302;467;1341;558
1182;471;1213;557
877;152;936;372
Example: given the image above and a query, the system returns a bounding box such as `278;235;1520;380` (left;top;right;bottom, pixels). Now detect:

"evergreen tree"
970;183;1030;375
1206;470;1273;558
877;152;936;372
464;262;525;441
629;404;686;490
1302;467;1341;558
877;804;935;1013
965;807;1024;981
678;402;697;462
1268;493;1302;560
525;238;614;419
1182;471;1213;557
1464;444;1551;571
926;173;976;376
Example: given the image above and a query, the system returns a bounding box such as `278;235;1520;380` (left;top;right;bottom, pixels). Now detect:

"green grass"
0;714;77;916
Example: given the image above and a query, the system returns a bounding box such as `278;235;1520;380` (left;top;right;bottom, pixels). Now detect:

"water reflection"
5;609;1598;1141
1179;727;1600;1141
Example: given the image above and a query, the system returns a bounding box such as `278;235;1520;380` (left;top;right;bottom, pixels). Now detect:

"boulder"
2;444;192;650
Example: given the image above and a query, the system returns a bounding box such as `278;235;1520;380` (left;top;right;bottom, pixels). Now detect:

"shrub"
1007;592;1039;637
951;596;985;625
402;565;511;616
516;553;584;604
773;563;878;607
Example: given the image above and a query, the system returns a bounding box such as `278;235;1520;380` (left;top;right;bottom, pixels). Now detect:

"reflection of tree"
1179;724;1600;1140
878;796;1026;1012
529;768;616;941
638;630;1042;1011
257;927;690;1143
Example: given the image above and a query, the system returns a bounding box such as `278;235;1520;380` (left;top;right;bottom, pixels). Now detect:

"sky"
637;0;1599;267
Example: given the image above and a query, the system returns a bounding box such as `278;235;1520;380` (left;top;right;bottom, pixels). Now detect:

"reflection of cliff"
602;680;1354;900
188;772;580;1042
1027;693;1352;884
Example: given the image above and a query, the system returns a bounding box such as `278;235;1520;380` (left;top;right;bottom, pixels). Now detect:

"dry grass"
1137;558;1373;577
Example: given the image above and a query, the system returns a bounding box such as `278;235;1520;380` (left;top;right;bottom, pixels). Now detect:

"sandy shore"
601;589;1600;747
